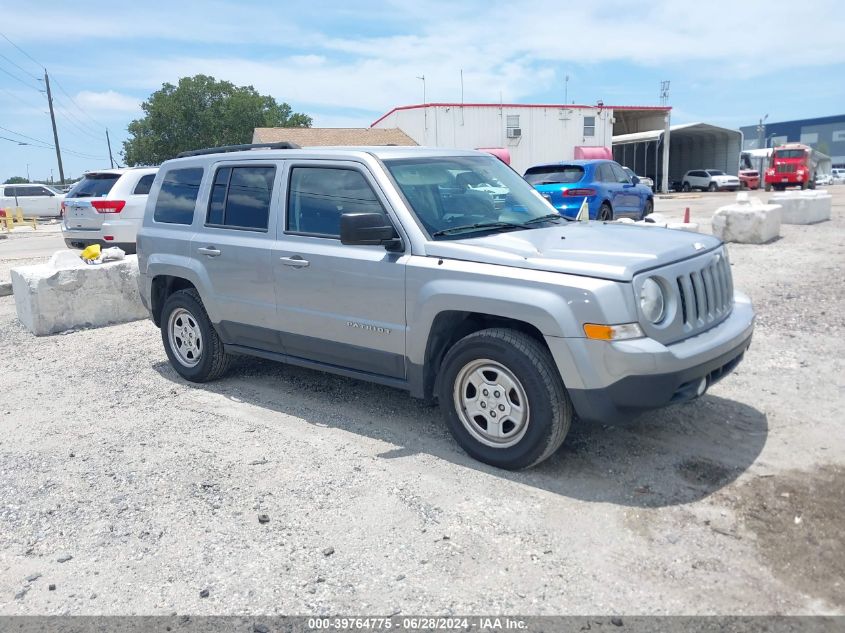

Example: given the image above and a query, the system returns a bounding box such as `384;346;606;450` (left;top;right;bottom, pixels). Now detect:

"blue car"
524;159;654;221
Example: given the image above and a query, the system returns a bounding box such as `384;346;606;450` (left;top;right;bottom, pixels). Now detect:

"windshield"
384;156;561;238
523;165;584;185
706;170;725;176
775;149;806;159
66;173;121;198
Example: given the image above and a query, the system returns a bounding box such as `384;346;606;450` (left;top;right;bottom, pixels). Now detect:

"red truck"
764;143;819;191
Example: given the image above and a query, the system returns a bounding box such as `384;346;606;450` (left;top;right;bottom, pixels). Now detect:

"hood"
712;174;739;181
424;223;722;282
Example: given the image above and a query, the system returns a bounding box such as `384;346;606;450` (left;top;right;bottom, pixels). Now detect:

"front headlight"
639;277;665;323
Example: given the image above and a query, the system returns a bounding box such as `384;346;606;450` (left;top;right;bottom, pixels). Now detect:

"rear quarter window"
133;174;156;195
153;168;204;225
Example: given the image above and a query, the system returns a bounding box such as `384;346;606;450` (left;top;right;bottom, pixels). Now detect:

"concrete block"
11;253;148;336
712;199;781;244
769;190;832;224
613;214;700;233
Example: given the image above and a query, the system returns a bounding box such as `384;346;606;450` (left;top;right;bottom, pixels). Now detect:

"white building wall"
373;105;614;174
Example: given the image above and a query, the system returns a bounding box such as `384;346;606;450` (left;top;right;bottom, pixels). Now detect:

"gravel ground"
0;189;843;616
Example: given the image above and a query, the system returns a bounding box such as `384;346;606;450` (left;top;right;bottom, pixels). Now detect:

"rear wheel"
682;182;691;192
161;289;230;382
598;203;613;221
764;183;772;192
437;328;572;470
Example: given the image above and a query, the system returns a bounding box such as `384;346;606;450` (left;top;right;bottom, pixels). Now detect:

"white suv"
832;168;845;185
62;167;158;253
0;183;65;217
681;169;741;192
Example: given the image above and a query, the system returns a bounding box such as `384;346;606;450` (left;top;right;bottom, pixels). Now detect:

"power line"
53;102;105;141
0;133;51;149
0;32;45;72
0;62;42;91
0;124;53;147
0;50;39;80
52;77;108;131
0;85;46;112
0;124;108;160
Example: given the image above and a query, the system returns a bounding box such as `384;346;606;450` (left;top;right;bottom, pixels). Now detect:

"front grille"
675;253;732;330
776;164;796;174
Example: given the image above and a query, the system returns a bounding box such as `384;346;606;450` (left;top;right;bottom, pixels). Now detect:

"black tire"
682;182;691;192
708;182;718;192
160;288;230;382
642;198;654;218
598;202;613;221
764;183;772;192
436;328;572;470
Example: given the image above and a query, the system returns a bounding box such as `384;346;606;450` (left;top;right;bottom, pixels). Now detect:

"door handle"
279;255;309;268
197;246;221;257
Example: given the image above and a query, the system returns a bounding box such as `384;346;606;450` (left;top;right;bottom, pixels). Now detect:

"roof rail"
176;142;301;158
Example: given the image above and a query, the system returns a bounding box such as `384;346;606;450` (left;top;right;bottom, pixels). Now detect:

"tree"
4;176;29;184
122;75;312;166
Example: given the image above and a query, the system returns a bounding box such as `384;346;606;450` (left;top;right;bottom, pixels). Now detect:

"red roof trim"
370;103;671;127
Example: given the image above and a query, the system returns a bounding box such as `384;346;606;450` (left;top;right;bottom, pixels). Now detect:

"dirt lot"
0;188;843;616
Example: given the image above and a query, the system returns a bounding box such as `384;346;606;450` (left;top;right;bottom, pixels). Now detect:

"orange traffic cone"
683;207;690;224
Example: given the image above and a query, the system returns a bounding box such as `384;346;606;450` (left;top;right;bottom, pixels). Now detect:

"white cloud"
74;91;140;113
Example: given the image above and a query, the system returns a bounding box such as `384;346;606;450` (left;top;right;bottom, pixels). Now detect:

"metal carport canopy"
613;123;743;187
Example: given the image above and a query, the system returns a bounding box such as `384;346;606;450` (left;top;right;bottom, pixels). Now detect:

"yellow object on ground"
80;244;102;261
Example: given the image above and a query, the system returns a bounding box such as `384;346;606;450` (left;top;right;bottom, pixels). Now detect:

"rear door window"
133;174;156;195
206;165;276;231
66;174;121;198
153;168;203;225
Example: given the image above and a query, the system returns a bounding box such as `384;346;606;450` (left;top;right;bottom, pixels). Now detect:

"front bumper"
549;293;755;423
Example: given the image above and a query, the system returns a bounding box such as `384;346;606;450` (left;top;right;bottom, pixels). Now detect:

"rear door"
190;161;282;351
12;185;59;217
273;161;407;378
62;173;122;231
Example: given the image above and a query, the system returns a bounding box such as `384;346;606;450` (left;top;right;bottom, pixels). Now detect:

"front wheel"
161;289;230;382
642;198;654;218
437;328;572;470
708;182;718;192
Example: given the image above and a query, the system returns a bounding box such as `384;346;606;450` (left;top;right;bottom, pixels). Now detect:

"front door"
273;161;407;379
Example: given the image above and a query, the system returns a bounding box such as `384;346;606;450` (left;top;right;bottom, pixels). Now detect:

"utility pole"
416;75;426;130
756;114;768;150
106;128;115;168
43;71;65;185
564;74;569;105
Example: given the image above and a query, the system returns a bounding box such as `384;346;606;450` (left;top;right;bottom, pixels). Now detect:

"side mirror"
340;213;402;250
631;175;640;185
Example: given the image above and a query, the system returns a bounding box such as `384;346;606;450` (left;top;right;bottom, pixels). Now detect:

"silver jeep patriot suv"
137;143;754;470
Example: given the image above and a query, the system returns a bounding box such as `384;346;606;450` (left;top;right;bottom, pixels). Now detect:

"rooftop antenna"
564;73;569;105
659;80;670;106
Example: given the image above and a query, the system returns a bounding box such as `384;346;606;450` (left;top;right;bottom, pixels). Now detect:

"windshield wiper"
432;221;527;237
520;213;571;225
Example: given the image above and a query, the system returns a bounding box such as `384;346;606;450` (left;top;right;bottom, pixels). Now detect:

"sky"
1;0;843;182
